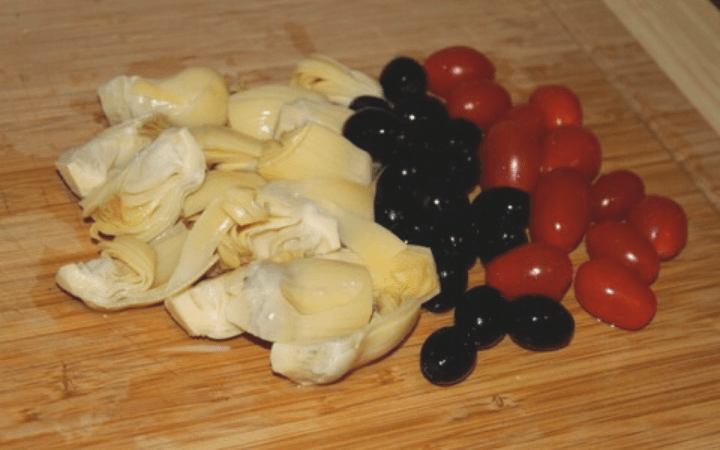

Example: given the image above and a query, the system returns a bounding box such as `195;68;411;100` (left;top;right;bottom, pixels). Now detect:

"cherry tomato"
540;124;602;181
529;168;592;252
485;242;573;301
529;85;583;129
585;221;660;284
423;46;496;99
446;79;512;131
478;120;542;193
500;102;547;142
628;195;688;261
574;259;657;331
590;170;645;222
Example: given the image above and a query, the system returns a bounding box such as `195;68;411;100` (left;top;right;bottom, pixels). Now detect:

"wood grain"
2;0;720;448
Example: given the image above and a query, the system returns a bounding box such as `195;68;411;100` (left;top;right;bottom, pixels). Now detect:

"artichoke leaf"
290;54;383;106
97;67;229;127
80;127;206;243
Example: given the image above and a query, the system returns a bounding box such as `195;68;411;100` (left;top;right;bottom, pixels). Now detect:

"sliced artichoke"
98;67;229;127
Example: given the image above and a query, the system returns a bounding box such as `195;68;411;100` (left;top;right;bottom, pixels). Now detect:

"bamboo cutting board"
2;0;720;448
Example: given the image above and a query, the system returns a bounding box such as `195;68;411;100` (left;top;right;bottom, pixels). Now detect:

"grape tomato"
628;195;688;261
529;168;592;252
540;124;602;181
423;46;496;99
585;220;661;285
529;85;583;129
574;259;657;331
446;79;512;131
484;242;574;301
479;120;542;193
590;169;646;222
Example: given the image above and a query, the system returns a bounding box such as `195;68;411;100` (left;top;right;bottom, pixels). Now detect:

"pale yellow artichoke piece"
164;266;249;340
56;115;167;198
98;67;229;127
189;125;264;171
55;236;156;310
227;85;326;140
80;127;206;243
273;98;354;139
266;178;374;220
318;201;440;305
223;257;374;343
258;123;372;186
182;170;266;219
269;298;421;385
290;54;384;106
230;181;342;263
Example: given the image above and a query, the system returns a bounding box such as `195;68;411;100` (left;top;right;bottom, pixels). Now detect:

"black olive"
342;107;403;163
430;219;477;269
348;95;392;112
508;295;575;352
422;253;468;313
454;285;510;349
393;95;448;132
471;186;531;229
474;221;528;265
420;326;476;385
379;56;427;102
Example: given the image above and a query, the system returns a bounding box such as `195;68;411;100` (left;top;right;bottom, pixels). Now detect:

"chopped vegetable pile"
57;47;688;387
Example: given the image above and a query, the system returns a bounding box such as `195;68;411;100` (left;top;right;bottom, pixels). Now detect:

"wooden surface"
2;0;720;448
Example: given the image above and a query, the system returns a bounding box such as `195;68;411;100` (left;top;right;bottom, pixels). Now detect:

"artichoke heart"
290;54;383;106
98;66;229;127
80;127;206;243
56;115;169;198
227;84;326;141
258;122;372;186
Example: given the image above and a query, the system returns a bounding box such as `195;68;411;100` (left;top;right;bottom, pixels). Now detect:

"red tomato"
423;46;496;99
529;168;592;252
485;242;573;301
478;120;542;192
574;259;657;331
529;85;583;129
585;221;661;284
590;170;646;222
628;195;688;261
500;102;546;142
540;124;602;181
446;79;512;131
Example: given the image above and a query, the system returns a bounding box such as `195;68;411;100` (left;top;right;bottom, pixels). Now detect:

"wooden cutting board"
2;0;720;448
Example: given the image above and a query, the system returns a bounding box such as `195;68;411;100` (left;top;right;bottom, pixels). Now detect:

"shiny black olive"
509;295;574;352
471;187;531;229
454;285;510;349
379;56;427;102
342;107;403;163
423;253;468;313
393;95;448;132
474;221;528;265
430;219;477;269
420;326;476;386
348;95;392;111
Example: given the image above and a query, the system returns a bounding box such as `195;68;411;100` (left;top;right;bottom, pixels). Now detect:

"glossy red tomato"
529;85;583;129
628;195;688;261
446;79;512;131
585;221;660;284
485;242;573;301
529;168;592;252
423;46;496;99
500;102;547;142
590;170;646;222
540;124;602;181
574;259;657;331
478;120;542;192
